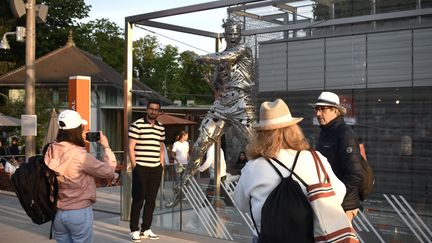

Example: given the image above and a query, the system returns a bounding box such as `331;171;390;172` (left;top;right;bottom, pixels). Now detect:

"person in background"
198;143;233;206
171;130;189;181
128;100;165;242
310;91;363;221
44;109;117;243
8;137;20;155
8;136;21;163
233;99;346;242
235;151;248;175
0;140;7;167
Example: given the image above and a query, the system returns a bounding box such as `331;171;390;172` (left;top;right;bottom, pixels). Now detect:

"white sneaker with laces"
130;231;141;242
140;229;159;240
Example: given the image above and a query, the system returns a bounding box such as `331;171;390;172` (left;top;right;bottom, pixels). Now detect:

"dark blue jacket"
316;116;362;211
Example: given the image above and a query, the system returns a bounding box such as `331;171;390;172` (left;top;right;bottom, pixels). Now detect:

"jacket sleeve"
82;148;117;179
338;129;363;206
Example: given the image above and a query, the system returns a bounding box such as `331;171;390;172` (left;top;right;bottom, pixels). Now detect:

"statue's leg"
165;117;226;208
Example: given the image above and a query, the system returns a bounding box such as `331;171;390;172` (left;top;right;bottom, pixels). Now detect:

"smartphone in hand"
86;132;100;142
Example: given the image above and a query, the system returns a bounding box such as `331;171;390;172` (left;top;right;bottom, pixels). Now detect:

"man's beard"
148;113;157;120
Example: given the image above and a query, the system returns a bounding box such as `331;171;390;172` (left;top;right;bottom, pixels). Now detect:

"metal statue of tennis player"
166;17;255;208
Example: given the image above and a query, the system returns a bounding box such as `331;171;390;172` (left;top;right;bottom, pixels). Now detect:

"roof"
157;113;197;125
0;36;171;104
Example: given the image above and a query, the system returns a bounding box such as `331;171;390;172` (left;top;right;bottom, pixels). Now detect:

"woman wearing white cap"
44;109;117;243
233;99;346;243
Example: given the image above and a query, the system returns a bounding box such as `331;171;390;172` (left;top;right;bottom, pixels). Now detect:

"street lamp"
4;0;48;161
0;26;26;50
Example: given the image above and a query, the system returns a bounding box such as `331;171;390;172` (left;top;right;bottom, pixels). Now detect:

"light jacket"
44;141;117;210
233;149;346;236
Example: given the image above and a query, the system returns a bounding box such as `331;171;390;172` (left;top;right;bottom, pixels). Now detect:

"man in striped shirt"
128;100;165;242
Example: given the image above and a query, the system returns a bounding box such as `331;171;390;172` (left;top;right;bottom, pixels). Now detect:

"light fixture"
0;36;11;49
0;26;26;50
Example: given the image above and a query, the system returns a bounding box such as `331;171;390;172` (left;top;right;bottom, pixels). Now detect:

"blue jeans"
53;206;94;243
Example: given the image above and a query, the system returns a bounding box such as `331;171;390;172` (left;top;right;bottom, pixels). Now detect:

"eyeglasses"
313;106;333;113
147;108;160;112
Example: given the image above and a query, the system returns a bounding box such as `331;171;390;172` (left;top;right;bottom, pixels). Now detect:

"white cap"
58;110;88;130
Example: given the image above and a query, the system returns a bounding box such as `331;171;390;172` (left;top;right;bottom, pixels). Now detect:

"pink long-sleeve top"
44;141;117;210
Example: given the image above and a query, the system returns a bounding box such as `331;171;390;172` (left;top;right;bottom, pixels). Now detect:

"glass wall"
256;87;432;242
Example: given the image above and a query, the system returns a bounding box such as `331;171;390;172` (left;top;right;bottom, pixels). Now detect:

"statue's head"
222;17;242;47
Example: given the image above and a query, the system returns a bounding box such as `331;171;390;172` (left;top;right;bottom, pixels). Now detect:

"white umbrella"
0;113;21;127
43;109;59;146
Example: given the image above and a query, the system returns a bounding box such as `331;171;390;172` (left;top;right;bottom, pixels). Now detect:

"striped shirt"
129;117;165;167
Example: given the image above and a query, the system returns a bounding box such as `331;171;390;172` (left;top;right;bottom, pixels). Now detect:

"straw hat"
252;99;303;131
310;91;347;115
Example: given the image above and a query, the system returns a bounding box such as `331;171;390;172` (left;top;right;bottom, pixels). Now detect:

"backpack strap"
253;152;307;236
309;149;330;183
269;152;308;187
249;196;260;237
49;170;58;240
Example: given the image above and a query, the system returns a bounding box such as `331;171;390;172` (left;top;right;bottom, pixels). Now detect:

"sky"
83;0;228;54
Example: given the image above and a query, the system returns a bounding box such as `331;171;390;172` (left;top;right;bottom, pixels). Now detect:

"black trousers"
130;164;163;232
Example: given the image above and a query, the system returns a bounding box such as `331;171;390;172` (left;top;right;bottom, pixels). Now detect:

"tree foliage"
77;18;124;72
1;0;213;106
132;35;213;105
0;89;52;151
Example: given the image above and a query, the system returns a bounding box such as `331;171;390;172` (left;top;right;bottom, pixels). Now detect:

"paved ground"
0;189;236;243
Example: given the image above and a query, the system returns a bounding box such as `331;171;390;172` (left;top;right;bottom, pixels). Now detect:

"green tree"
0;0;91;75
176;51;213;104
0;88;53;152
132;35;213;105
35;0;91;57
77;18;124;72
133;35;159;83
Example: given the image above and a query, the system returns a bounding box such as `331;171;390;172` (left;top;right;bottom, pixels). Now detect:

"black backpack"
250;152;314;243
11;153;58;238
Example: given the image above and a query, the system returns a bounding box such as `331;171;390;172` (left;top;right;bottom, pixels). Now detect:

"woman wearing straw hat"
233;99;346;243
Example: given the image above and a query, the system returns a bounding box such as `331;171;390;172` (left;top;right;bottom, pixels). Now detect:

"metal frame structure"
122;0;432;222
122;0;301;221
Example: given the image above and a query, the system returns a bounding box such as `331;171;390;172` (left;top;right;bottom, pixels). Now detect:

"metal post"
121;20;133;221
214;137;221;207
24;0;36;162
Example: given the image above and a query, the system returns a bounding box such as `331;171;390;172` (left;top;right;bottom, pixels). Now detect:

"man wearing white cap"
311;91;363;221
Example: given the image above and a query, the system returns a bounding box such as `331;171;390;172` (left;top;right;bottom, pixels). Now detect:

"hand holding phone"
85;132;100;142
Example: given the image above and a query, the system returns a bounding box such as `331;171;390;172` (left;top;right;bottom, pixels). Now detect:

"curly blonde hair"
247;124;310;160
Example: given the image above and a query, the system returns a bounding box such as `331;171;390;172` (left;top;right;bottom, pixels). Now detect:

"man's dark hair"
56;126;85;147
147;99;161;108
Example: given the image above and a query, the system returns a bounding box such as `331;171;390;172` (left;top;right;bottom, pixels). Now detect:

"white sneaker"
130;231;141;242
140;229;159;240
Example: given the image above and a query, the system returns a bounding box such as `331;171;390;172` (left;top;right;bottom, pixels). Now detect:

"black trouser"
130;164;163;232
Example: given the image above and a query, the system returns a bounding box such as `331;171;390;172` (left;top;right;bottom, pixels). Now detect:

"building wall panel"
287;39;325;90
367;30;412;88
258;42;287;92
413;28;432;87
326;35;367;89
